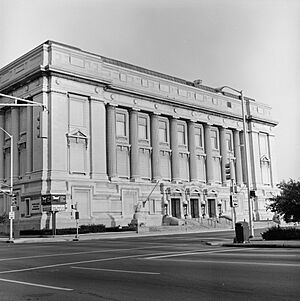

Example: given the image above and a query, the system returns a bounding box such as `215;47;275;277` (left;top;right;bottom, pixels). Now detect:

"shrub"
261;226;300;240
20;224;106;236
0;213;9;224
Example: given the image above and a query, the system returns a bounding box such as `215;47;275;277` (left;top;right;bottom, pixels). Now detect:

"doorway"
208;199;216;217
190;199;199;218
171;198;181;218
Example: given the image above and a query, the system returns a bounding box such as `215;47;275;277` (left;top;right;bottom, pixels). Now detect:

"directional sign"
51;204;66;212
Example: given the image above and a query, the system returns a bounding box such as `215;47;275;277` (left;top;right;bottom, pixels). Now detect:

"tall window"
177;124;185;145
116;112;126;137
259;133;269;156
195;126;203;148
226;132;233;152
138;116;148;140
211;129;219;149
159;120;168;143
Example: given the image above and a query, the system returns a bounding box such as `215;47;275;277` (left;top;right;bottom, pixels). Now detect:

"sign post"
41;195;67;236
73;203;79;241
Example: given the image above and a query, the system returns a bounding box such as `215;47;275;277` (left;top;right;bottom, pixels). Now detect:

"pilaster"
219;127;227;185
233;129;243;186
204;123;213;184
170;117;180;182
129;109;140;181
188;121;197;182
150;113;160;181
106;104;117;179
11;107;19;178
0;112;4;181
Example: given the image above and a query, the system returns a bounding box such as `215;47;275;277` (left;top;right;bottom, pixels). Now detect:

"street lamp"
0;127;14;242
215;86;254;238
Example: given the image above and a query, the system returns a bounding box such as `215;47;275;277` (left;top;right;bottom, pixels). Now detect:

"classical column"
268;133;278;188
90;98;108;180
150;113;160;181
11;108;19;178
233;130;243;186
170;117;180;182
0;111;4;181
188;121;197;182
26;107;33;174
240;131;247;184
129;109;139;181
106;104;117;179
204;124;214;184
219;127;227;185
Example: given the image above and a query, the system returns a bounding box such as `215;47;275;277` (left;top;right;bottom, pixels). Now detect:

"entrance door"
208;199;216;217
190;199;199;218
171;199;181;218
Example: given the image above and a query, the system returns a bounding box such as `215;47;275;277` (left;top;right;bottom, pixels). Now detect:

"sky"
0;0;299;181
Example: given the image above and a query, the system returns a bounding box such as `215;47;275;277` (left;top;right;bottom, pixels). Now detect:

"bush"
0;213;9;224
20;224;106;236
261;226;300;240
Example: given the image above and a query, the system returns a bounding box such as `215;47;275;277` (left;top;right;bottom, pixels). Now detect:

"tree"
267;179;300;223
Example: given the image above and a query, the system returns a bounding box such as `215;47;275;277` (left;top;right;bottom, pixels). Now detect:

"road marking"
152;258;300;267
0;277;73;291
0;250;200;274
0;245;168;262
212;253;297;257
144;248;253;259
71;266;160;275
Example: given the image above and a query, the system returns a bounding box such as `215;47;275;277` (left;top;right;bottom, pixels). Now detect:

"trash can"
235;221;249;243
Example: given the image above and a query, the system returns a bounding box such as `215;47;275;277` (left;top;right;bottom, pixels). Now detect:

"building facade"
0;41;278;230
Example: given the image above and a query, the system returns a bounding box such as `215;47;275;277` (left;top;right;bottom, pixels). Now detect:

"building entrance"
171;198;181;218
190;199;199;218
208;199;216;217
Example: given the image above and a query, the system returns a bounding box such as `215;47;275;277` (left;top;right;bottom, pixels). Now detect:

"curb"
222;243;300;248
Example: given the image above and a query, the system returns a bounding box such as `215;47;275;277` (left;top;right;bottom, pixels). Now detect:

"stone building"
0;41;278;230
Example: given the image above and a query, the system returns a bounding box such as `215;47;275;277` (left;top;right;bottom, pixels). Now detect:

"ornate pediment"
66;129;88;148
260;155;270;163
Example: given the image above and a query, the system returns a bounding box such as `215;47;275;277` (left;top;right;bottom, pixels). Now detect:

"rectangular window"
177;124;185;145
116;112;126;137
25;198;30;216
159;120;168;143
259;133;269;156
226;132;233;152
211;129;219;149
195;126;203;147
138;116;148;140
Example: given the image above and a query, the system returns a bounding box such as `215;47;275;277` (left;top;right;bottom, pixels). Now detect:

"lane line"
0;245;169;262
212;254;297;257
150;258;300;267
0;250;201;274
0;277;73;291
145;248;254;259
71;266;160;275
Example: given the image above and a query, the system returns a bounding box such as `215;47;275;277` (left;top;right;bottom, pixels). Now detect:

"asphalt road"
0;230;299;301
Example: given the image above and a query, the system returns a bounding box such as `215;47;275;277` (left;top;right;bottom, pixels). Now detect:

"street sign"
9;211;15;220
42;205;51;212
51;204;66;212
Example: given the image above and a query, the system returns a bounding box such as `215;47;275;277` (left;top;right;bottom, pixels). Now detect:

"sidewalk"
0;228;299;247
221;239;300;248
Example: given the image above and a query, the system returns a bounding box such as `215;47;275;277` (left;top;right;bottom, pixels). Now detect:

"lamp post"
0;127;14;242
215;86;254;238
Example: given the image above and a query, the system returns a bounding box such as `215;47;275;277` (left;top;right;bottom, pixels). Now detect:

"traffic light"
230;195;238;207
225;162;232;180
10;194;17;206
